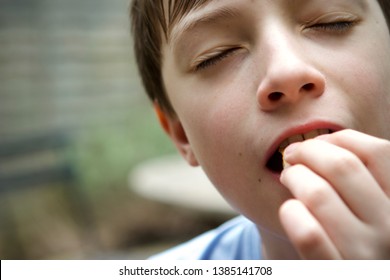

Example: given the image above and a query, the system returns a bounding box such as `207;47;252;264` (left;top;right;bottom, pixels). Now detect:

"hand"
279;129;390;259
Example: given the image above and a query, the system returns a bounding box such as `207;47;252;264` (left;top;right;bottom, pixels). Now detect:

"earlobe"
154;104;199;167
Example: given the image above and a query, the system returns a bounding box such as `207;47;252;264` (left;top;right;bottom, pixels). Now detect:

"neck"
258;227;301;260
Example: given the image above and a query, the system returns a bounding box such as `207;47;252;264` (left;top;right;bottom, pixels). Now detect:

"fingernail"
284;142;300;157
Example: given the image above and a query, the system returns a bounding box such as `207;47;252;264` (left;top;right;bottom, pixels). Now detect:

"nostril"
302;83;315;91
268;92;283;101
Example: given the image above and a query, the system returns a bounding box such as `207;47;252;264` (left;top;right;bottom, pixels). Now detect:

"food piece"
279;146;290;169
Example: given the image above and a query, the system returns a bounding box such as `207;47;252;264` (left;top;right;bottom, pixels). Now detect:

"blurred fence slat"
0;0;143;140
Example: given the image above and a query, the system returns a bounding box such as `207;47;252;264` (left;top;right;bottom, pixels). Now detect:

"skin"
158;0;390;259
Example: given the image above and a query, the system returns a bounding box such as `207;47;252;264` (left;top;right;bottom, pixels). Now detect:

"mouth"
266;128;334;174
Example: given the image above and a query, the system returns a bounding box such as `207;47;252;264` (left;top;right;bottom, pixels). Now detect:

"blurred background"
0;0;234;259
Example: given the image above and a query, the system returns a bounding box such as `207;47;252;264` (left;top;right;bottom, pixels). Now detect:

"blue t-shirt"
150;216;262;260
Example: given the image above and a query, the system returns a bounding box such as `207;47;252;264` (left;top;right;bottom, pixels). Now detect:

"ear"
154;104;199;167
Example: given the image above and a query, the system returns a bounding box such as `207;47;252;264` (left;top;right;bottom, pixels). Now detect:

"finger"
284;139;388;224
281;164;363;254
317;129;390;198
279;199;342;259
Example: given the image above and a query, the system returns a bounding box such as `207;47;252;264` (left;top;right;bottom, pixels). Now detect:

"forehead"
166;0;368;41
166;0;367;19
163;0;212;38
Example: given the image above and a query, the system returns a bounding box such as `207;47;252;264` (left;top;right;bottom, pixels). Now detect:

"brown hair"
130;0;210;116
130;0;390;117
379;0;390;27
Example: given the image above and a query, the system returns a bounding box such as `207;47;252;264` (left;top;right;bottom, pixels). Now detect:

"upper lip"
264;121;345;166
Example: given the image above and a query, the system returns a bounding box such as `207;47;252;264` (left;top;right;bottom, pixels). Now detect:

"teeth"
318;128;330;135
277;129;331;170
279;129;331;149
303;130;320;140
289;134;304;143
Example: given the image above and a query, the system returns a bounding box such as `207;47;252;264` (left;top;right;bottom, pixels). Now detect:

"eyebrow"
169;6;241;49
168;0;368;49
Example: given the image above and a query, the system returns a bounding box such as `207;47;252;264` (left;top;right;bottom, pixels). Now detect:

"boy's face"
161;0;390;236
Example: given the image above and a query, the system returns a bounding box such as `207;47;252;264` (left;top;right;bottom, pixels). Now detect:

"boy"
130;0;390;259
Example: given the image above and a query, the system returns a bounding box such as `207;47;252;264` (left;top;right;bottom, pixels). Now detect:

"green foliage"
69;107;176;194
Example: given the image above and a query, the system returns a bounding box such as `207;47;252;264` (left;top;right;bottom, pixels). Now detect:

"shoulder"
149;216;262;260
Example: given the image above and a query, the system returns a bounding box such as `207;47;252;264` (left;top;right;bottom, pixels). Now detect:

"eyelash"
309;20;356;32
195;47;240;71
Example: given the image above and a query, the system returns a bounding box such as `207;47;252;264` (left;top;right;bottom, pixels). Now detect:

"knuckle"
380;216;390;244
295;225;323;252
329;152;362;175
378;138;390;154
351;225;390;259
353;247;376;259
302;183;330;208
368;137;390;156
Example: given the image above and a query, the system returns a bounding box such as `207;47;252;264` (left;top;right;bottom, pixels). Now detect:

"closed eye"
310;21;356;33
194;47;241;72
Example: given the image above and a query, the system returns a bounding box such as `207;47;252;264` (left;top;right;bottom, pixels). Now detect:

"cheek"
325;35;390;138
352;49;390;136
170;68;255;169
172;79;258;188
183;91;250;173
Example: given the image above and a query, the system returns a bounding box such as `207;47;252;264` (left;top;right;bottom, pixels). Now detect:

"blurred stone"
130;155;237;216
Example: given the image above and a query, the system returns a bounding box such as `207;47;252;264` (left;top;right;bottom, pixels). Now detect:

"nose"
257;41;325;112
